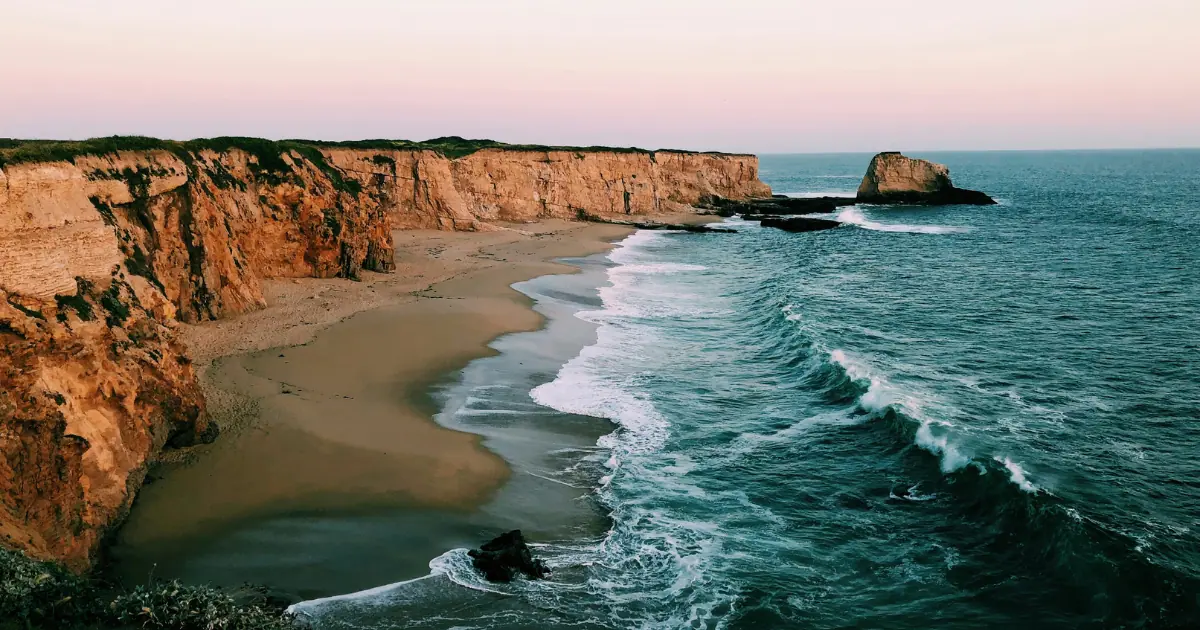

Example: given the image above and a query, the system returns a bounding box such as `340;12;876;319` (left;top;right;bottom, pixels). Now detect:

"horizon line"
3;135;1198;158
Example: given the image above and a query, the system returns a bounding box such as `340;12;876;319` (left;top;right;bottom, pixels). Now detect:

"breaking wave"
835;206;970;234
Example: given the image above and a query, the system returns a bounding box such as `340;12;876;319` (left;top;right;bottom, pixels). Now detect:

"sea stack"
856;152;995;205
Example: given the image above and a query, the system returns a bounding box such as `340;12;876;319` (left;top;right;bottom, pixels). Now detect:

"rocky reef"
856;152;995;205
758;216;842;232
0;136;769;569
698;194;856;217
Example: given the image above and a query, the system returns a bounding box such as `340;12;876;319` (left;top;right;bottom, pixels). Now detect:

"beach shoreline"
108;217;650;592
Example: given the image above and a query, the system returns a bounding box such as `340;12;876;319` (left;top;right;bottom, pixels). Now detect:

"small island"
701;151;995;232
856;152;996;205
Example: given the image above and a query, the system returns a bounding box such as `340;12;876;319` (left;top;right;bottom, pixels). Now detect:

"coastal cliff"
0;136;768;568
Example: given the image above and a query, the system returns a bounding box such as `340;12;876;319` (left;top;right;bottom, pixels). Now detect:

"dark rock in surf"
698;194;856;217
468;530;550;582
856;152;996;205
758;215;842;233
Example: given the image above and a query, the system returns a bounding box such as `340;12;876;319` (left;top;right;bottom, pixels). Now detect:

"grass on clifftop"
0;547;301;630
0;135;746;168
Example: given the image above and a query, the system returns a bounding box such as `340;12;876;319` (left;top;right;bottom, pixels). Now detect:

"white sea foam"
532;229;748;626
287;550;458;614
915;422;971;472
531;230;677;456
889;483;938;502
832;345;1042;491
994;456;1038;493
831;349;971;473
610;262;707;275
836;207;970;234
530;328;670;455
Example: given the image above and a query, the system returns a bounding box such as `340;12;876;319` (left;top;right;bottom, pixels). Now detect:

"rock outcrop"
0;137;769;569
0;277;209;570
856;152;995;205
758;216;842;233
0;147;396;324
699;194;857;217
324;145;770;227
468;530;549;582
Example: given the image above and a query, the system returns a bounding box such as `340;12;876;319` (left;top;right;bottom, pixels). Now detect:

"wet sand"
109;219;637;591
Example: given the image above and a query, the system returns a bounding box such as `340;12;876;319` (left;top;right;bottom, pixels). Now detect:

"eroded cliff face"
326;147;770;226
0;146;396;567
0;140;768;568
0;277;207;570
447;149;769;221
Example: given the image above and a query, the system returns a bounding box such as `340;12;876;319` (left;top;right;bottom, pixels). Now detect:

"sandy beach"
105;218;659;595
117;219;634;542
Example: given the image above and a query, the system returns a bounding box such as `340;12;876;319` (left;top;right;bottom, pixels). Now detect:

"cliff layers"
0;137;768;568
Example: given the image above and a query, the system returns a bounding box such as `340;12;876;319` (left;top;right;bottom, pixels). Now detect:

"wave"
835;207;970;234
787;307;1200;625
530;235;675;458
528;229;745;627
530;333;669;457
286;550;464;618
827;348;1042;491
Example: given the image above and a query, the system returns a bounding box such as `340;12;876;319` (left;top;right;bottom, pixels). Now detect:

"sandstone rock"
856;152;995;205
0;277;206;570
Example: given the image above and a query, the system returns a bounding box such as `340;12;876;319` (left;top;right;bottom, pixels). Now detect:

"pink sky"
2;0;1198;152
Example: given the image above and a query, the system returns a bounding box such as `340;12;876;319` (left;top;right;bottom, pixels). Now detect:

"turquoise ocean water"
293;150;1200;629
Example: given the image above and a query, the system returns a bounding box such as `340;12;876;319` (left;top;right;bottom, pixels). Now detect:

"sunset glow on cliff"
2;0;1197;151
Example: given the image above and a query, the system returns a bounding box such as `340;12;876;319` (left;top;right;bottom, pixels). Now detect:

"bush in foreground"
0;548;300;630
0;547;99;628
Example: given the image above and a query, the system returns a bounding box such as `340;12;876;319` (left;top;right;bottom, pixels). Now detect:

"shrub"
88;196;117;226
0;547;101;628
0;135;748;176
0;549;302;630
108;581;297;630
124;244;165;292
54;280;94;322
6;298;46;321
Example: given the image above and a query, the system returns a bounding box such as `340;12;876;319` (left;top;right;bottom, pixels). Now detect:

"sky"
2;0;1198;153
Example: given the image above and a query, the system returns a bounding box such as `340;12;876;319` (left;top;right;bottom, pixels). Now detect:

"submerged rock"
758;216;842;232
468;530;550;582
856;152;995;205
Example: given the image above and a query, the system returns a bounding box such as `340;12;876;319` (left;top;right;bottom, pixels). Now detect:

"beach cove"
109;218;637;598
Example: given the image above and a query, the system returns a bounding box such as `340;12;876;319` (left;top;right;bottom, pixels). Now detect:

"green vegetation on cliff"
0;135;748;169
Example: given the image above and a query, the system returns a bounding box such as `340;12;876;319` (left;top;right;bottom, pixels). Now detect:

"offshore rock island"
856;151;996;205
702;151;995;233
0;136;769;570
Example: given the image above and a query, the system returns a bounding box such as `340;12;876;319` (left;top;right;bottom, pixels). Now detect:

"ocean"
291;150;1200;629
